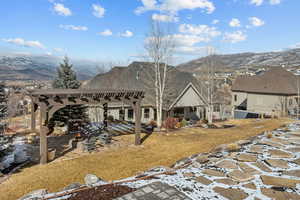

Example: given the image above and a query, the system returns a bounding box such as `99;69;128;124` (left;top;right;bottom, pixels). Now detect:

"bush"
266;131;273;138
107;115;114;122
180;119;188;127
227;143;240;152
175;122;181;129
149;120;157;127
163;117;179;129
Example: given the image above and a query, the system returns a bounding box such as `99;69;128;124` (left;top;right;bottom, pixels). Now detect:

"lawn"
0;118;293;200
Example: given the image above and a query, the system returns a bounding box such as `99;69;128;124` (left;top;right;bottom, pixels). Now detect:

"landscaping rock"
84;174;105;186
270;138;290;145
214;178;238;185
248;145;264;154
268;149;294;158
215;160;238;169
196;155;209;164
243;183;256;190
252;161;272;172
236;153;257;162
183;172;195;178
261;188;300;200
283;170;300;178
259;141;283;148
18;189;48;200
227;170;254;182
194;176;212;185
260;175;300;188
237;140;251;146
265;159;290;168
202;169;225;177
238;162;261;175
213;187;248;200
293;158;300;165
286;147;300;153
63;183;82;191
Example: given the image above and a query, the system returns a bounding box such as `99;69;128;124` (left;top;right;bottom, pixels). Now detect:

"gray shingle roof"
83;62;208;109
232;67;300;95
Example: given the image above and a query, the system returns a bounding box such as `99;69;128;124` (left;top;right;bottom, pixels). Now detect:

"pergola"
25;89;145;164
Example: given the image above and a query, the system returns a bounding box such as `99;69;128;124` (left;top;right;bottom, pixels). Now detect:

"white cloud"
229;18;241;27
92;4;105;18
135;0;215;15
152;13;178;22
99;29;113;36
3;38;45;49
179;24;221;41
59;24;88;31
223;31;247;43
249;17;265;27
212;19;219;24
121;30;134;37
250;0;263;6
53;3;72;16
269;0;281;5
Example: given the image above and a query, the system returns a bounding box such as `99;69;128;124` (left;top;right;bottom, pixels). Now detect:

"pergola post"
39;104;48;164
134;100;142;145
30;101;36;132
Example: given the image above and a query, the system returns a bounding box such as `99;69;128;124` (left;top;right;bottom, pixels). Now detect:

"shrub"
163;117;179;129
175;122;181;129
149;120;157;127
227;143;240;152
107;115;114;122
266;131;273;138
180;119;188;127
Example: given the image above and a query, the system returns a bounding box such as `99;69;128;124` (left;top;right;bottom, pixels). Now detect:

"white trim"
168;82;208;110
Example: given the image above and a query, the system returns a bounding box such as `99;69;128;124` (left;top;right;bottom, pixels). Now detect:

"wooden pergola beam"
25;89;145;165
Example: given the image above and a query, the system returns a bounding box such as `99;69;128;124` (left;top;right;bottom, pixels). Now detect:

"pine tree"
0;82;8;134
49;57;88;132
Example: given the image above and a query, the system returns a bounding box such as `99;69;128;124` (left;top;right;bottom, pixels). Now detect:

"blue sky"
0;0;299;64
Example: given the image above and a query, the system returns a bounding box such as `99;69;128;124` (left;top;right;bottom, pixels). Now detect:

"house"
83;62;209;123
232;67;300;118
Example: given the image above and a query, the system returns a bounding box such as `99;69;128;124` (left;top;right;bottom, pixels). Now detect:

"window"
144;108;150;119
289;99;293;106
213;104;220;112
127;109;134;119
234;95;237;102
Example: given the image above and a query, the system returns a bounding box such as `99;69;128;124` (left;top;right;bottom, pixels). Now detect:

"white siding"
173;86;205;107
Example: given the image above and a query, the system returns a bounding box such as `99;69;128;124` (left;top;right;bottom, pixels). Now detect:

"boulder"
286;147;300;153
84;174;104;186
227;170;254;182
261;175;300;188
248;145;264;154
213;187;248;200
293;158;300;165
243;183;256;190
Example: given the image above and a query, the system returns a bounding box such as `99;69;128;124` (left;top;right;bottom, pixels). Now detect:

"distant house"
232;67;300;118
83;62;210;123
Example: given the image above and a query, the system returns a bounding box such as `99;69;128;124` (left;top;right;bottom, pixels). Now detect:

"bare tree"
144;20;175;128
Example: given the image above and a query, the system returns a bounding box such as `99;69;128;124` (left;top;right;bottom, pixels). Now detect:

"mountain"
0;54;102;81
177;48;300;73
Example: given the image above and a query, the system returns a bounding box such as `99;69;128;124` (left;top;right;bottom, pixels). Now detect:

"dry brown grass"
0;118;293;200
227;143;240;151
266;131;273;138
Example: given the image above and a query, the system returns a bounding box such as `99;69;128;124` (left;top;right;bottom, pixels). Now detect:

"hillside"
0;54;100;81
177;48;300;73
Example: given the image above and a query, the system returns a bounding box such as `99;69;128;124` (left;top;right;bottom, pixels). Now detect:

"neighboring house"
83;62;209;123
232;67;300;118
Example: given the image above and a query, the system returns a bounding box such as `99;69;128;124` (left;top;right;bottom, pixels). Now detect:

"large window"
213;104;220;112
127;109;134;119
144;108;150;119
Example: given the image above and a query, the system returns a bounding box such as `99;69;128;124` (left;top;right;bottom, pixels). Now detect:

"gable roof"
232;67;300;95
83;62;208;110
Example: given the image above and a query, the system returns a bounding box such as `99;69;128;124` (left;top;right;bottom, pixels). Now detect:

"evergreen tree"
0;82;8;134
49;57;88;132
